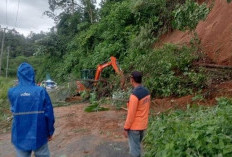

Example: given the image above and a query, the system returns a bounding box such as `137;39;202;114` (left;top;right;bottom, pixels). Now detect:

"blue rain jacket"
8;63;55;151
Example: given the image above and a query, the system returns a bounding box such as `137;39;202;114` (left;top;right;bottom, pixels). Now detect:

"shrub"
0;77;14;133
112;89;131;109
84;92;109;112
144;97;232;157
129;44;206;97
172;0;209;31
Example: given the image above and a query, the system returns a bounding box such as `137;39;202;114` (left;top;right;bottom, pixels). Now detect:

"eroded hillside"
158;0;232;65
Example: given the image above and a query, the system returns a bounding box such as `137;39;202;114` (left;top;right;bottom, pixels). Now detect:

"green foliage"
0;77;14;133
172;0;209;31
0;29;47;57
1;55;45;81
39;0;176;82
0;77;14;104
84;102;109;112
112;89;131;109
192;93;204;101
227;0;232;3
132;0;186;34
129;44;206;97
217;97;232;107
1;0;211;100
45;0;136;81
131;22;156;50
144;97;232;157
80;90;90;100
84;92;109;112
37;0;209;98
89;92;97;104
132;0;165;24
46;0;97;23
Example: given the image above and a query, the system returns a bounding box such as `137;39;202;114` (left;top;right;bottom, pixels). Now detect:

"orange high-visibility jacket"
124;86;150;131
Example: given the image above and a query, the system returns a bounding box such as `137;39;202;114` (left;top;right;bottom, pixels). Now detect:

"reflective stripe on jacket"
124;86;150;131
8;63;55;151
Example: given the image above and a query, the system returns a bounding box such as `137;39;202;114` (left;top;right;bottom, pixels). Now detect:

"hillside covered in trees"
21;0;211;97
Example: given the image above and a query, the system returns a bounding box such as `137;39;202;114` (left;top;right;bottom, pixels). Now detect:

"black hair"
131;71;142;83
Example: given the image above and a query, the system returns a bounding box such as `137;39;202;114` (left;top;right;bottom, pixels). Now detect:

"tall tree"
45;0;97;23
81;0;97;23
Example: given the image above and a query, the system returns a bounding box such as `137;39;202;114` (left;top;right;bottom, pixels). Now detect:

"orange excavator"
76;56;125;94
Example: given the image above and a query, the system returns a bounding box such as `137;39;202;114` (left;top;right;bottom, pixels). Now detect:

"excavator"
76;56;125;94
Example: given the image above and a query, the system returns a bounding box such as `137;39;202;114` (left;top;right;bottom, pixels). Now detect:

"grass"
0;77;15;133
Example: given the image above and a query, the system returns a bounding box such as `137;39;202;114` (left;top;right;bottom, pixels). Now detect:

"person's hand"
48;136;53;141
123;130;128;138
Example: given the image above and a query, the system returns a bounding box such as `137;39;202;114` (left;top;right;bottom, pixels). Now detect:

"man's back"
131;85;150;129
124;85;150;131
123;71;150;157
8;63;55;151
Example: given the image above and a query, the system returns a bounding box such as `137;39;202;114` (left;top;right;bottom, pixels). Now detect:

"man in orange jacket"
124;71;150;157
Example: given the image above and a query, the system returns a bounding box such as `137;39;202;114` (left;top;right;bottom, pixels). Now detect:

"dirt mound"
157;0;232;65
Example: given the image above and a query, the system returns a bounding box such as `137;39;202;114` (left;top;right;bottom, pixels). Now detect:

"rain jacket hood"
8;63;55;151
17;62;35;86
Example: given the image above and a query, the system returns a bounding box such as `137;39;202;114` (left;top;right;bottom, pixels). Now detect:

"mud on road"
0;103;130;157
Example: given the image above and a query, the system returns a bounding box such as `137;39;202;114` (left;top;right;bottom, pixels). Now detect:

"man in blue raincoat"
8;63;55;157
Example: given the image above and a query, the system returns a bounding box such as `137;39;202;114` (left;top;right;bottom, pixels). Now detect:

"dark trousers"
128;130;144;157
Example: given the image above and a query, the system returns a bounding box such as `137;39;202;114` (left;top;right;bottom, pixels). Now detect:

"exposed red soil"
156;0;232;65
206;80;232;99
151;81;232;114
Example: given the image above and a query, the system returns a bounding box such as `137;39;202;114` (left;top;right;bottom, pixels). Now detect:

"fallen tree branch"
194;63;232;70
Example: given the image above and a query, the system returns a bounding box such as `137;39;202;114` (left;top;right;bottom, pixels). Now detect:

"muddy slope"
158;0;232;65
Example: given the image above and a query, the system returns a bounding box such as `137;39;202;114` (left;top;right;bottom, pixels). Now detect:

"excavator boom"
95;57;123;80
76;56;125;94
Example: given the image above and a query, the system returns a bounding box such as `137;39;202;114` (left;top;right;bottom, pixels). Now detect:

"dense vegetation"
0;0;209;96
0;77;14;133
144;97;232;156
0;29;47;77
0;29;46;57
35;0;209;97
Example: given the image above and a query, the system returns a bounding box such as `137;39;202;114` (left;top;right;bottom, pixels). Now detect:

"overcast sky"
0;0;101;37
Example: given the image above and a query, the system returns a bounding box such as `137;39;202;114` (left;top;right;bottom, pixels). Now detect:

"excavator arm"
94;56;125;89
76;56;125;95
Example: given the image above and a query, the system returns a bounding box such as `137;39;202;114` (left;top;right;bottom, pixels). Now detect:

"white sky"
0;0;101;37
